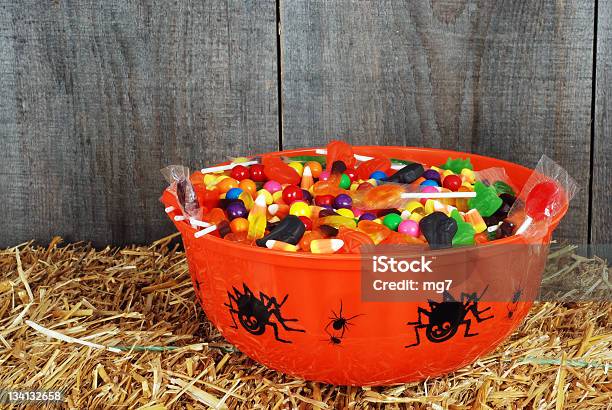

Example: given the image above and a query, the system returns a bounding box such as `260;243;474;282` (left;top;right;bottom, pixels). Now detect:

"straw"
201;161;258;174
314;149;404;169
0;239;609;408
400;192;476;199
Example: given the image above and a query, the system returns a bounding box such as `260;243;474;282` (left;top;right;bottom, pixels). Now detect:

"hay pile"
0;236;610;409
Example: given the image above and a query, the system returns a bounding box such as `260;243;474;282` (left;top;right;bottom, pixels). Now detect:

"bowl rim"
168;145;567;260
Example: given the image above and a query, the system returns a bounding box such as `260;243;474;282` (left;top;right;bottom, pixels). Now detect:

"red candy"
442;174;462;191
249;164;266;182
282;185;304;205
298;216;313;231
230;165;250;181
262;156;301;185
345;168;357;182
315;194;335;207
525;181;561;221
355;157;392;180
325;140;356;171
196;187;220;210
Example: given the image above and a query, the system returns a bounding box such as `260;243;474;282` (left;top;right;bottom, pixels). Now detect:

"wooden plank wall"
0;0;607;247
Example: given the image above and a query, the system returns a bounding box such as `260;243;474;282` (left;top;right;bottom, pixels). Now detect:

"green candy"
440;157;473;174
468;181;503;217
383;213;403;231
492;180;515;196
450;210;475;246
339;173;351;189
287;155;326;165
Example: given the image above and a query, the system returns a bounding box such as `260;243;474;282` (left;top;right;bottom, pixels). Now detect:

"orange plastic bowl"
162;147;567;385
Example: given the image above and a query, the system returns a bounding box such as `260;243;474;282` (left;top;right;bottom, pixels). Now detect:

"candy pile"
164;141;522;253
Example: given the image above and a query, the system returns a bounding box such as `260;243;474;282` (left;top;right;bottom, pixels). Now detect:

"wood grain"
593;1;611;247
280;0;594;243
0;1;278;247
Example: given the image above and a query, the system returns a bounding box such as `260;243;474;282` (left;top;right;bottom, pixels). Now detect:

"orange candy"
337;227;374;253
189;170;206;186
216;177;239;193
306;161;323;178
357;220;391;244
203;208;226;225
230;217;249;233
298;230;323;252
380;231;426;245
239;179;257;197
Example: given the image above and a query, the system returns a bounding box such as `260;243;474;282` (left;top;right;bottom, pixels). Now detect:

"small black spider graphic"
225;283;304;343
324;300;363;345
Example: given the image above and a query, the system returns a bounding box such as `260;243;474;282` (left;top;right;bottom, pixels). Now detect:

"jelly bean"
318;224;339;237
420;179;439;187
239;179;257;197
298;230;323;251
319;215;357;229
359;212;377;222
315;194;335;207
217;220;232;238
289;201;311;218
383;213;402;231
239;192;254;211
357;220;391;244
256;215;305;246
369;170;387;180
230;165;250;181
311;238;344;254
301;189;313;204
331;160;347;175
336;208;355;219
298;216;313;230
450;209;475;246
333;194;352;209
337;227;374;253
352;208;364;218
282;185;304;205
225;187;243;200
306;161;323;178
216;177;239;193
422;169;441;182
386;163;424;184
272;190;284;204
339;174;351;189
419;211;457;250
319;208;338;218
249;164;266;182
226;201;248;220
257;189;273;205
409;212;423;223
288;161;304;176
230;217;249;233
262;156;301;185
442;174;462;191
405;201;424;214
263;180;282;194
266;240;298;252
468;181;503;217
398;220;419;237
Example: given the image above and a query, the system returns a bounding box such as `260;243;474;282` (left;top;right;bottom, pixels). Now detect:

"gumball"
359;212;376;222
334;194;353;209
283;185;304;205
226;201;247;220
315;194;335;207
230;165;250;181
442;174;462;191
216;177;239;193
301;189;313;204
398;220;420;237
370;170;387;180
249;164;266;182
289;201;311;218
306;161;323;178
420;179;439;187
345;168;357;182
287;161;304;176
298;216;313;231
339;174;351;189
319;170;331;181
225;187;243;200
383;213;403;231
263;180;282;193
239;179;257;197
420;186;440;205
230;217;249;233
422;169;441;183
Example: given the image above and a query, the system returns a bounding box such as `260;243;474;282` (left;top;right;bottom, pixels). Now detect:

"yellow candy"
319;215;357;229
310;239;344;254
349;182;359;191
366;178;378;186
272;191;284;203
204;174;219;188
442;169;455;178
336;208;355;219
373;218;383;224
461;168;475;183
266;240;298;252
239;192;254;211
405;201;424;214
464;209;487;233
409;213;423;222
429;165;443;172
287;161;304;176
257;189;273;205
289;201;312;218
424;199;436;215
232;156;250;163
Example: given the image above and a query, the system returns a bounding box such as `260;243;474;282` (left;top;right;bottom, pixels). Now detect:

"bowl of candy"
161;142;575;385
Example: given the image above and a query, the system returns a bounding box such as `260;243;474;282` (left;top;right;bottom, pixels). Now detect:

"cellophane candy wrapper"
475;167;518;196
161;165;201;220
507;155;578;239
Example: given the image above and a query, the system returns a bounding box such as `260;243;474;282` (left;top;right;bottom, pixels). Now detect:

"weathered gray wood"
593;2;612;246
0;0;278;247
280;0;594;244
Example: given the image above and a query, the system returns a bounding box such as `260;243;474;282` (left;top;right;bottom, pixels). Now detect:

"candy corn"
266;240;298;252
310;239;344;254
